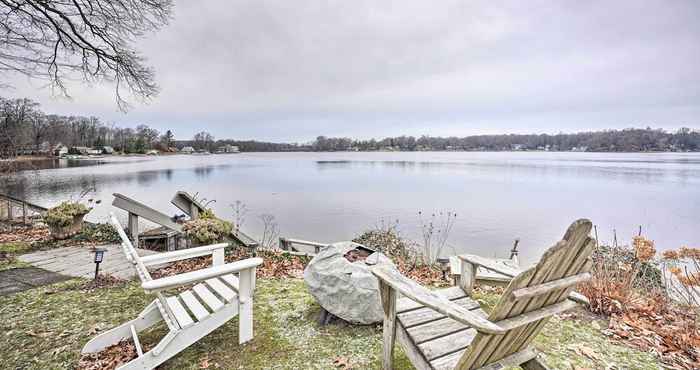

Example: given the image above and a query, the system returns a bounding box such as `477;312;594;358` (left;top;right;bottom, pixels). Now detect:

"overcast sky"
5;0;700;142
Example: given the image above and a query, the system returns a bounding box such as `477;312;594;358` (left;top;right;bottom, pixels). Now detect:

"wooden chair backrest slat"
109;213;181;330
109;213;152;283
456;219;594;369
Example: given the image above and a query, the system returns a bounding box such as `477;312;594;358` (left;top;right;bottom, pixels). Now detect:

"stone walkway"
18;244;159;280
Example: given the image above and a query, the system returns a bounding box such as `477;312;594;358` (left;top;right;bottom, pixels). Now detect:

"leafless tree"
0;0;173;110
193;131;214;151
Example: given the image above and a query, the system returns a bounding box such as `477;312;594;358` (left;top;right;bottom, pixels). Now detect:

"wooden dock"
18;244;160;280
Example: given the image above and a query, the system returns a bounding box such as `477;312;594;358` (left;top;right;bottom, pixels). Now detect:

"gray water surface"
3;152;699;264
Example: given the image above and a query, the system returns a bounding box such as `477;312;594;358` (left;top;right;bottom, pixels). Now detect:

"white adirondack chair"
81;214;263;370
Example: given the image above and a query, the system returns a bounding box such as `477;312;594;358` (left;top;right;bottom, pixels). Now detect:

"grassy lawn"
0;274;661;369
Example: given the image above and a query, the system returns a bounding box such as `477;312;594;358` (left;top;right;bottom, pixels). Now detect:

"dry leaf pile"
579;235;700;369
79;274;128;291
602;295;700;369
77;340;146;370
149;248;311;280
0;222;50;243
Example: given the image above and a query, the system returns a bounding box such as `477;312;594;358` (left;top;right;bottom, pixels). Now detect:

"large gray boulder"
303;241;396;325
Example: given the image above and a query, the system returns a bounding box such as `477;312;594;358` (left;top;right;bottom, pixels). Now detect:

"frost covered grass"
0;275;662;369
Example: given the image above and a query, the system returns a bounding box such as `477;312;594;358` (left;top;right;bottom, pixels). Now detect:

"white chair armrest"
140;243;229;266
142;257;263;292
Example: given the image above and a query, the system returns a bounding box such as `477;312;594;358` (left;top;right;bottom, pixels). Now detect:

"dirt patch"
74;274;128;292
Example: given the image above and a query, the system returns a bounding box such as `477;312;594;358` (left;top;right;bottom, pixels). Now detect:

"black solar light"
93;248;106;279
436;257;451;281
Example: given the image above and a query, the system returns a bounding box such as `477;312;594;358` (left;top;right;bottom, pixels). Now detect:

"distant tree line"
0;96;170;158
173;138;299;152
2;96;698;158
311;128;700;152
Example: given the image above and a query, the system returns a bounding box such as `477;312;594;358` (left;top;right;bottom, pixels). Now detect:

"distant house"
512;144;524;151
102;146;115;154
215;144;240;153
86;148;101;155
54;144;68;157
69;146;90;155
38;141;52;154
181;146;195;154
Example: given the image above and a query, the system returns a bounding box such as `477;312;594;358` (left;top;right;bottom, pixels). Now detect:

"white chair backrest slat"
109;213;152;282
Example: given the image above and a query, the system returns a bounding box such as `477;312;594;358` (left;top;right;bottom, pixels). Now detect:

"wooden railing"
278;237;328;254
0;193;47;224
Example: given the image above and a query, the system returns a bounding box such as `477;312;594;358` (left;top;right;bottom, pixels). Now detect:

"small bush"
352;227;415;262
75;223;120;243
182;210;232;245
44;202;90;227
579;236;663;315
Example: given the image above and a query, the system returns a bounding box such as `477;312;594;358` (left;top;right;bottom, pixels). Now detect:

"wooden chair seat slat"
221;273;240;292
397;286;468;313
407;309;487;344
419;327;477;361
431;348;467;370
193;283;224;311
166;296;194;328
180;290;209;321
399;297;480;328
206;277;237;302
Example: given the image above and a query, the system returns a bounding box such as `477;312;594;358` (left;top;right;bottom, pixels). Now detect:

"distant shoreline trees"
1;96;698;159
309;128;700;152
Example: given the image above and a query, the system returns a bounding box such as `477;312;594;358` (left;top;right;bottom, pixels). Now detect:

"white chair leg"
238;268;254;344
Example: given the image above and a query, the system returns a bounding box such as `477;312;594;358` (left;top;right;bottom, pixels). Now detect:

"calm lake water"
2;152;699;264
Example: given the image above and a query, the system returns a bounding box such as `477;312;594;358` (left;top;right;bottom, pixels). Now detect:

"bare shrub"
417;211;456;265
661;246;700;307
579;235;663;315
354;218;415;262
230;200;248;231
259;213;279;250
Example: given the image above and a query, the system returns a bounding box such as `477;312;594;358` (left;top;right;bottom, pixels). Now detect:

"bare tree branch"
0;0;172;111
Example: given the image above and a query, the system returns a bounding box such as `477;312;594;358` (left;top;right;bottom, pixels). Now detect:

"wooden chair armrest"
140;243;229;266
142;257;263;292
458;254;521;277
371;266;506;335
229;230;259;248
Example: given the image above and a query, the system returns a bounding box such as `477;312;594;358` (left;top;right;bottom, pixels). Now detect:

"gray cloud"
5;0;700;141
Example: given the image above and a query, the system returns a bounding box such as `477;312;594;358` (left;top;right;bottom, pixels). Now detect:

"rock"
303;241;396;325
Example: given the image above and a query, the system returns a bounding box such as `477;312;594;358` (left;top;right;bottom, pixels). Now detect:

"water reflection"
314;158;700;186
0;164;229;203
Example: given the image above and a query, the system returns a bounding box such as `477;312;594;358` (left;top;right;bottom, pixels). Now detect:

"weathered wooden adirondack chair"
113;192;259;251
81;214;263;370
371;219;594;370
